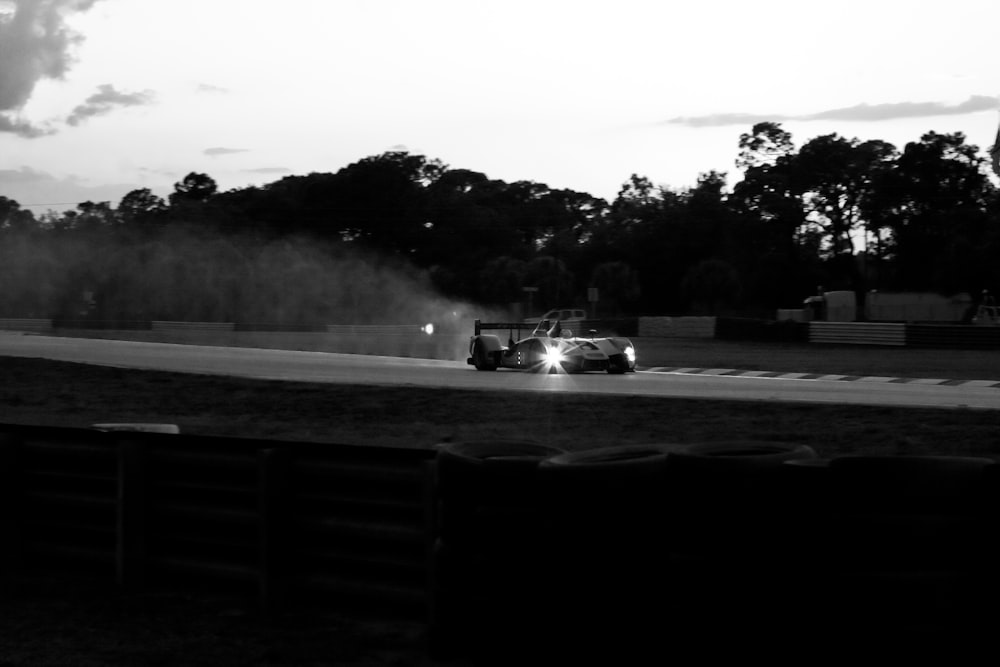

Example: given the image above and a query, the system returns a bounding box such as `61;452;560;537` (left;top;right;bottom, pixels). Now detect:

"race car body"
467;319;636;373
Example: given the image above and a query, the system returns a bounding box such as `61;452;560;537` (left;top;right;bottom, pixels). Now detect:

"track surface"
2;333;999;410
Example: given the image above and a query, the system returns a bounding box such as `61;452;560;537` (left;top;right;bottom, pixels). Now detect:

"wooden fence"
0;423;436;618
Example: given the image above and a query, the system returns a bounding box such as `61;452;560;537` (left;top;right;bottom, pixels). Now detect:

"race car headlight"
545;346;565;366
624;345;636;363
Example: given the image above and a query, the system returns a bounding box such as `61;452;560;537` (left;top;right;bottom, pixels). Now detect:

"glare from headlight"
545;345;565;366
624;346;636;362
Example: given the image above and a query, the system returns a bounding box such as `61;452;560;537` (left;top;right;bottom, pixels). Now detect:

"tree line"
0;122;997;323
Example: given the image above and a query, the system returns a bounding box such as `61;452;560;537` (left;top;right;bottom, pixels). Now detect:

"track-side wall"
6;316;1000;351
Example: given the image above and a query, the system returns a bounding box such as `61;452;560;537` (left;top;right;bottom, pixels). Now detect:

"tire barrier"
428;440;566;661
660;441;818;647
809;455;998;642
662;440;818;555
534;444;675;659
7;420;1000;660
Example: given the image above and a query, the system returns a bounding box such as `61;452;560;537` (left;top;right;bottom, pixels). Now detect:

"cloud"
243;167;292;175
204;147;249;157
196;83;229;94
0;166;144;212
65;83;155;126
667;95;1000;128
0;111;54;137
0;0;102;123
808;95;998;122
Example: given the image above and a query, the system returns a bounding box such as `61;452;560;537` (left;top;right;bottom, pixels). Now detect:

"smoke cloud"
65;83;154;126
204;147;249;157
667;95;999;128
0;227;505;360
0;0;103;136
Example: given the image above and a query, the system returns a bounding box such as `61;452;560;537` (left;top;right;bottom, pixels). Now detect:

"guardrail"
809;322;907;346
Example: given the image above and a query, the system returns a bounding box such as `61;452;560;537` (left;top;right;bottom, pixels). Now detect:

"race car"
467;318;636;374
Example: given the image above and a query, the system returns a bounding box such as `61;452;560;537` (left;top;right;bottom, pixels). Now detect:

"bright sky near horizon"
0;0;997;213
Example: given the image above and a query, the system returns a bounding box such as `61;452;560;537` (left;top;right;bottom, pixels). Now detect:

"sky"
0;0;997;214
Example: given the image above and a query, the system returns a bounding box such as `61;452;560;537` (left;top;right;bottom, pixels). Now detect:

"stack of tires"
659;441;819;653
428;439;822;661
805;455;998;649
535;444;677;660
427;440;566;662
428;439;1000;660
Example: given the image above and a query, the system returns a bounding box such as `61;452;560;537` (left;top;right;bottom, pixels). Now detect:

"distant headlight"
545;345;565;366
624;345;636;363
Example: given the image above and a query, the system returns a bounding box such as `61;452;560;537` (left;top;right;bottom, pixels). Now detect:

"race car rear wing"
473;319;549;336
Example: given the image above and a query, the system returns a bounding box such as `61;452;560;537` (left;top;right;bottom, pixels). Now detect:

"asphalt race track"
2;332;1000;411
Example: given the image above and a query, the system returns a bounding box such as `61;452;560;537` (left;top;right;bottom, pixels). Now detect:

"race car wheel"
604;352;627;373
472;339;497;371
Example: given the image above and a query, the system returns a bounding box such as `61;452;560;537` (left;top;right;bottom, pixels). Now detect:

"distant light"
423;323;435;335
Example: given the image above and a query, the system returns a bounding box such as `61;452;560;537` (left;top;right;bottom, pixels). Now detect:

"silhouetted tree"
590;261;640;315
681;258;742;314
117;188;167;227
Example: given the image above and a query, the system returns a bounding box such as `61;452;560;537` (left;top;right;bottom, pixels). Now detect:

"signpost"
588;287;599;319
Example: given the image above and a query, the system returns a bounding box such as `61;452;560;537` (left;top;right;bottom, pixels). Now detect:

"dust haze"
0;226;508;360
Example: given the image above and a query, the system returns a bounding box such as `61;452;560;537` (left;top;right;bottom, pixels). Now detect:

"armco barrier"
809;322;907;346
0;423;435;618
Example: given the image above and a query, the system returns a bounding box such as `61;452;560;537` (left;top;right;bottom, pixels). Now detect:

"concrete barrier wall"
866;291;971;322
151;321;235;332
2;322;467;361
0;318;52;332
8;317;999;352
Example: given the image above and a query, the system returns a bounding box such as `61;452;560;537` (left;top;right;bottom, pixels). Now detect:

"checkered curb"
639;367;1000;388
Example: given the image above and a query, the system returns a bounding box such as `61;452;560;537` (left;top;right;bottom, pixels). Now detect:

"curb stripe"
638;367;1000;388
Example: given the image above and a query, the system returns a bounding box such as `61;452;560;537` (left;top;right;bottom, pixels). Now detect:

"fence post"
422;458;439;621
258;447;289;616
116;437;148;590
0;433;21;572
